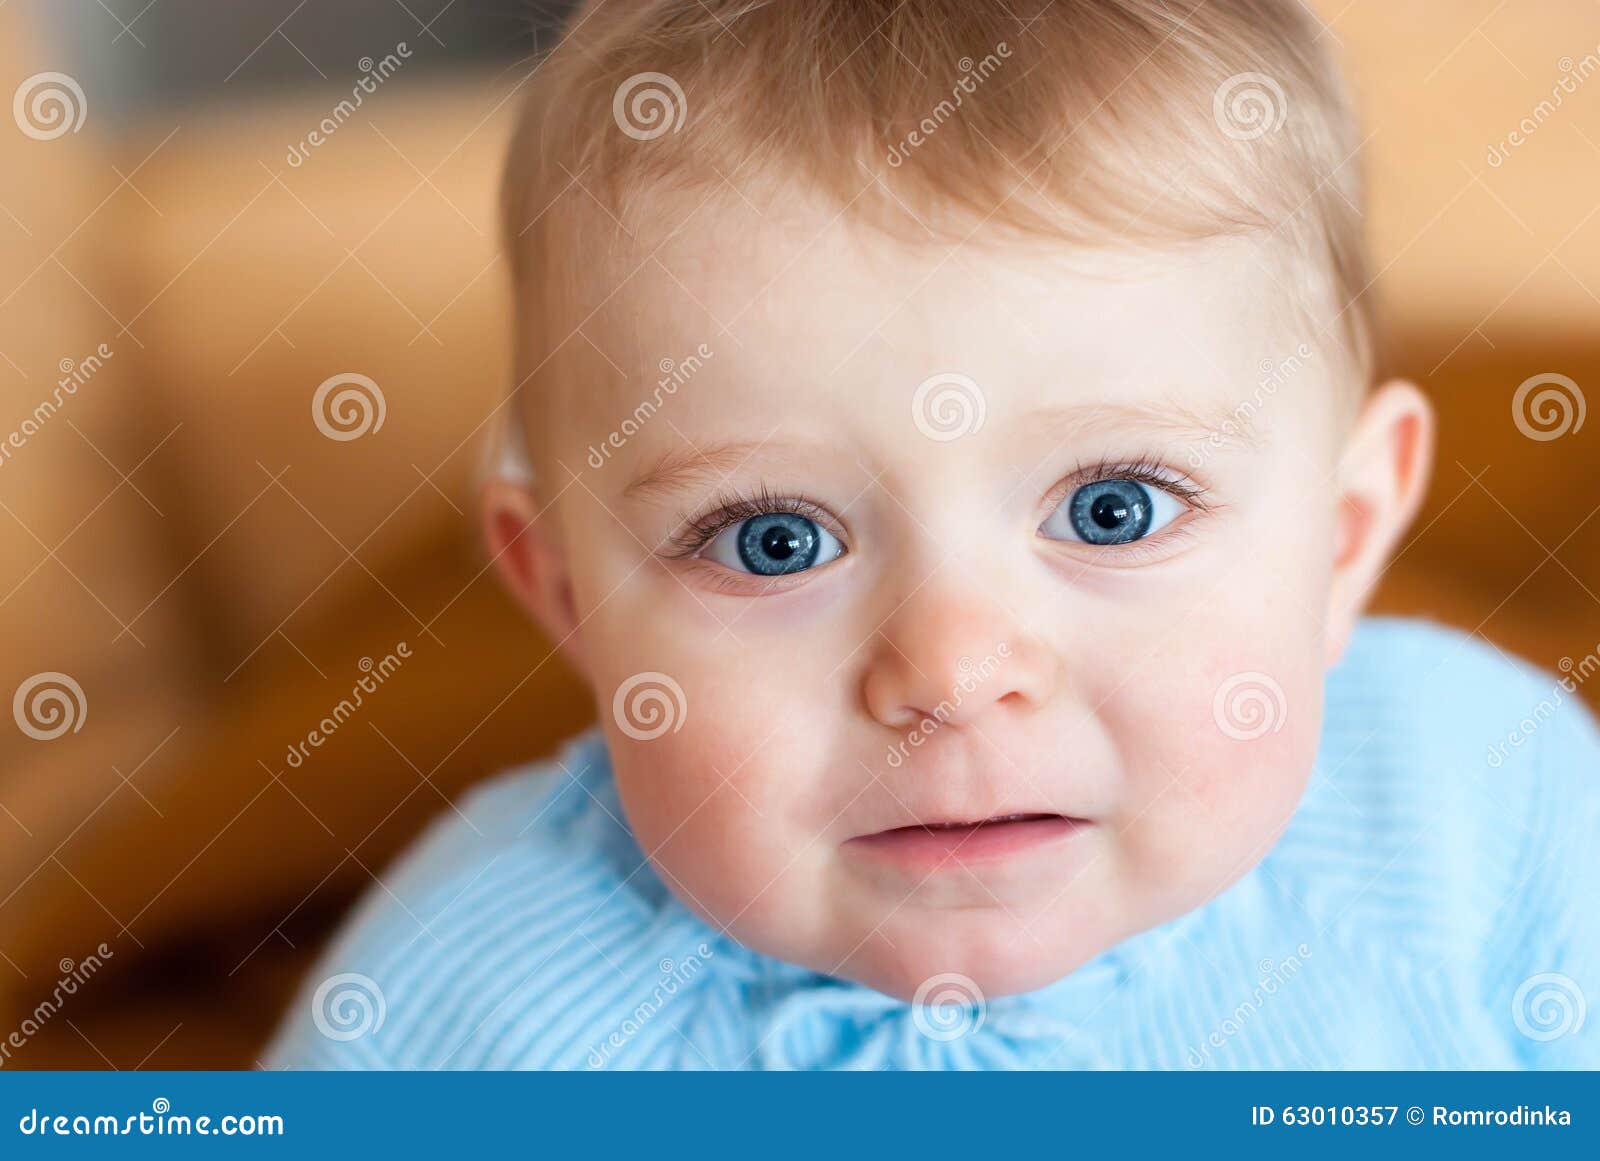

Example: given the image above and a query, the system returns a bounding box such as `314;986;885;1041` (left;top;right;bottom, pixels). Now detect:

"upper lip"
853;809;1082;838
855;750;1093;836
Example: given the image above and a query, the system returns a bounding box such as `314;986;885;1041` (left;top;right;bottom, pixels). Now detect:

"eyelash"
660;484;843;560
661;458;1212;560
1043;455;1214;516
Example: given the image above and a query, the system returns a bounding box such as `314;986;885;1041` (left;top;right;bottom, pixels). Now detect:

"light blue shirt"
264;617;1599;1069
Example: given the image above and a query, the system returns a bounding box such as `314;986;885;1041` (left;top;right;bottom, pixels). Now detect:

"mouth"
845;812;1087;869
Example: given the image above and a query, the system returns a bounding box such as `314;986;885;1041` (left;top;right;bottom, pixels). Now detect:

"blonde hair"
501;0;1373;450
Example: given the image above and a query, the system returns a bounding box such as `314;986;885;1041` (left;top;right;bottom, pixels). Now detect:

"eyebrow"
622;399;1260;500
623;439;798;501
1017;399;1265;448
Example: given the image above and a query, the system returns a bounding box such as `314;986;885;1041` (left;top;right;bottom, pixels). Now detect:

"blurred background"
0;0;1596;1068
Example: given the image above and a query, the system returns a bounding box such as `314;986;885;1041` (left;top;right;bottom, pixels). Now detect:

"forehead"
547;188;1329;466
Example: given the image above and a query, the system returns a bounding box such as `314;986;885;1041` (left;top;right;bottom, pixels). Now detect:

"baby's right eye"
700;512;845;576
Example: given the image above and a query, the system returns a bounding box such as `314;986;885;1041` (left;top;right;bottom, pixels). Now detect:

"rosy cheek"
608;732;726;824
611;745;785;924
1193;662;1319;782
605;699;782;843
1106;659;1320;851
1187;730;1313;829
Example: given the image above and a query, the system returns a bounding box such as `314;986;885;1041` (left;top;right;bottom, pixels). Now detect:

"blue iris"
1067;479;1153;545
736;513;821;575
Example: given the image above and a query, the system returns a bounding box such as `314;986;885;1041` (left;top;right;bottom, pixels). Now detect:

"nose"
861;586;1058;731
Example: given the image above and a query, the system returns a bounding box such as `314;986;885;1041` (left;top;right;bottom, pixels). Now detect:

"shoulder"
262;727;744;1070
1321;616;1598;822
1327;614;1560;730
1270;617;1600;975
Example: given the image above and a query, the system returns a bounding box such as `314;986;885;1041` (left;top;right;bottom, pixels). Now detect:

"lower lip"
846;815;1085;870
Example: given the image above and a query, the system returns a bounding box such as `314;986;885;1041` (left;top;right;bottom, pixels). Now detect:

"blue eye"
1039;479;1184;546
701;511;845;576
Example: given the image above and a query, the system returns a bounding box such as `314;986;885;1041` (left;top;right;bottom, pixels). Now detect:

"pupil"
761;525;798;560
1090;494;1129;529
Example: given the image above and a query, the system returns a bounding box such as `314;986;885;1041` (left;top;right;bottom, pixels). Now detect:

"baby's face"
526;194;1352;1001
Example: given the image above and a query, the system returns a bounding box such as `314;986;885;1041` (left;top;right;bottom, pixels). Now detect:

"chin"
832;914;1108;1003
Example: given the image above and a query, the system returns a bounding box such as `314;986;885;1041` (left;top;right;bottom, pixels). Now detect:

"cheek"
600;656;829;806
602;709;763;845
1113;670;1317;812
1104;677;1321;911
1099;583;1327;887
595;648;836;901
606;720;840;961
585;580;862;815
603;726;772;916
579;571;881;958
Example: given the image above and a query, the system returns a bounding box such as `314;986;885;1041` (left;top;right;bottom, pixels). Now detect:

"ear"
481;477;589;681
1324;378;1435;667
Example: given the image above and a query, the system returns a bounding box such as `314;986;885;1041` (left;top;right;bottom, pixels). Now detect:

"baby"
266;0;1599;1069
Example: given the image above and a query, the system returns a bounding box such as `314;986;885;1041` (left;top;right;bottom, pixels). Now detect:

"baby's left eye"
700;512;845;576
1039;479;1186;546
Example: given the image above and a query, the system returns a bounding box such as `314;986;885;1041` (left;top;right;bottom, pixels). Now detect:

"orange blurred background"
0;0;1596;1068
